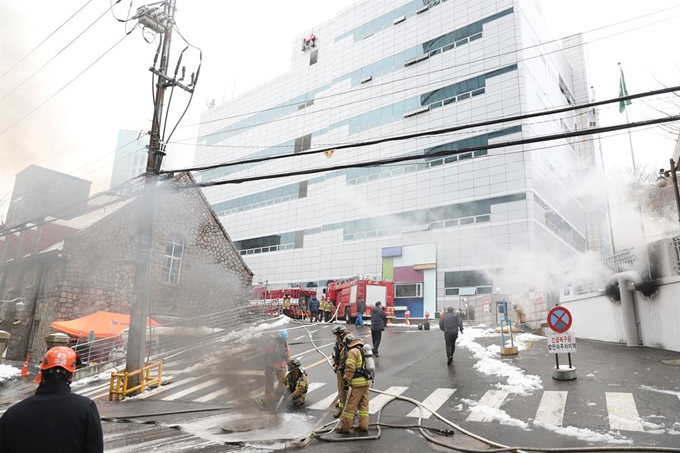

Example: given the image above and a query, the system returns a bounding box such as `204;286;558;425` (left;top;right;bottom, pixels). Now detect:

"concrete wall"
561;278;680;352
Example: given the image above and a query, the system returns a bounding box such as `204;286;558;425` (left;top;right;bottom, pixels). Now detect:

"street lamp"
656;158;680;227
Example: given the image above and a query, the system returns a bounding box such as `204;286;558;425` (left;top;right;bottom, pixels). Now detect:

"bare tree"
609;164;676;219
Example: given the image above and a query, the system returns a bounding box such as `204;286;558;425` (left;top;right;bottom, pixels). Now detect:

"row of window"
211;126;521;218
443;270;494;296
335;0;449;43
232;193;527;255
203;7;514;145
534;195;586;251
336;65;517;135
347;8;513;87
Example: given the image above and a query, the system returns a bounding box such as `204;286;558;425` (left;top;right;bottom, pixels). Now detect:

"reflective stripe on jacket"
343;347;369;387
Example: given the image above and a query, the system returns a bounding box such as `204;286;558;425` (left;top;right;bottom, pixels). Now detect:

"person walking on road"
331;324;349;418
260;329;291;409
309;295;320;322
370;301;387;357
439;307;464;366
354;298;366;328
283;358;309;408
0;346;104;453
336;334;371;433
323;298;332;322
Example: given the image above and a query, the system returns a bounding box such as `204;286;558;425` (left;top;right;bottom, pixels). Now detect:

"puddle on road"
177;411;316;447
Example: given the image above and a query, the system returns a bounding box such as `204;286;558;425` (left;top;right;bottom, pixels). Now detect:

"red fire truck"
248;285;317;319
325;277;395;324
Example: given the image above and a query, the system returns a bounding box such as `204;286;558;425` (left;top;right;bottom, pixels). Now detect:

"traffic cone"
20;356;30;377
34;370;42;383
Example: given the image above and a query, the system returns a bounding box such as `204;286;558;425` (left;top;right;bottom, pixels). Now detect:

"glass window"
162;233;184;284
476;215;491;223
459;287;477;296
458;92;471;101
445;219;459;227
460;217;474;225
477;286;493;294
394;283;422;298
361;66;373;82
445;288;459;296
309;49;318;66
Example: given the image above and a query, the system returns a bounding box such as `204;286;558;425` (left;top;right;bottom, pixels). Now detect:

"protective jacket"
370;306;387;331
309;297;320;312
343;342;370;387
284;370;309;401
283;298;291;310
265;337;291;370
439;312;464;334
0;382;103;453
333;337;347;371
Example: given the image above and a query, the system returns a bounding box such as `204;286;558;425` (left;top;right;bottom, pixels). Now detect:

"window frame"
394;282;423;298
162;233;184;285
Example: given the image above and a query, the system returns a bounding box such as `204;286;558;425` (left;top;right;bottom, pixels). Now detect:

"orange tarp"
51;311;159;339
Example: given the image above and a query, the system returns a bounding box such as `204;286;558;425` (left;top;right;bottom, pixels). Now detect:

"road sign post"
547;306;576;381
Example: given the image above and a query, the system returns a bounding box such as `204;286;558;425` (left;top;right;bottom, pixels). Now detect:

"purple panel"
393;266;424;282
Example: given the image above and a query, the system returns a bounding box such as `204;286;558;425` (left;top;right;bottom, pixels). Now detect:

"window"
294;134;312;153
394;283;423;298
361;66;372;83
310;49;318;66
162;233;184;284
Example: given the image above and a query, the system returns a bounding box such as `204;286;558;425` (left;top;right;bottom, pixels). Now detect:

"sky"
1;0;679;226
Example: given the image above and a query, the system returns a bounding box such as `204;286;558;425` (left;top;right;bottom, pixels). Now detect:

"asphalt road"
9;318;678;452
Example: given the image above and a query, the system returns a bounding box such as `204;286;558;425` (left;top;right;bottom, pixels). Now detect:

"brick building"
0;172;253;360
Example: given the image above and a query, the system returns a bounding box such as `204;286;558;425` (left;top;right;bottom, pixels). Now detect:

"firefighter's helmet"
289;358;302;368
331;325;347;335
41;346;77;373
278;329;289;341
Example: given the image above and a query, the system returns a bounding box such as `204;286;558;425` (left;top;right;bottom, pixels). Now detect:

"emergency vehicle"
248;285;316;319
325;277;395;324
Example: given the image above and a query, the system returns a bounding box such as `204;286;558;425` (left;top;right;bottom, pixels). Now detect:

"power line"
0;0;122;103
0;0;95;79
175;115;680;189
0;122;664;239
163;86;680;175
168;5;680;139
0;32;130;136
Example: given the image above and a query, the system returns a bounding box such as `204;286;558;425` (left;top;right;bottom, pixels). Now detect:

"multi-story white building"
194;0;611;318
110;130;149;189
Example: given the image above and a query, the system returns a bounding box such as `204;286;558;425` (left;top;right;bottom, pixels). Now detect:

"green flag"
618;67;631;113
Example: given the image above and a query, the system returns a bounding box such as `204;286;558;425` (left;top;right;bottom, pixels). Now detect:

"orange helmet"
41;346;77;373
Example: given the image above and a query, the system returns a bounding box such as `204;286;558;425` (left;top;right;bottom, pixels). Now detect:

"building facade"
193;0;610;320
110;130;149;189
0;172;253;360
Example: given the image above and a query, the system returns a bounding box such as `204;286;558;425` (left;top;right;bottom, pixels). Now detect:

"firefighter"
284;358;308;408
260;329;291;409
514;303;526;324
322;297;332;322
0;346;104;452
331;324;349;418
282;294;291;318
337;333;371;433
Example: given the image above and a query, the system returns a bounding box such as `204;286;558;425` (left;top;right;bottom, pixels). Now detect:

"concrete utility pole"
126;0;177;391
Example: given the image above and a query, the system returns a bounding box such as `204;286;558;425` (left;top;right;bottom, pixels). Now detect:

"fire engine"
248;285;316;319
325;277;395;324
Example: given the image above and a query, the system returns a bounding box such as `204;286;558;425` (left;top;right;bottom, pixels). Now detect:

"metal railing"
109;360;162;401
67;304;267;371
673;235;680;275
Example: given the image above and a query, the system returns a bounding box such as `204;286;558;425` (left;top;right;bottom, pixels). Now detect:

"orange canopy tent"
51;311;159;339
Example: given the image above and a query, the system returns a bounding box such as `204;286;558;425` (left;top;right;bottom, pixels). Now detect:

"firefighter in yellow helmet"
284;358;308;408
336;333;371;433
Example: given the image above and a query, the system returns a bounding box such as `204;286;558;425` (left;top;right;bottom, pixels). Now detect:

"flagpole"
619;63;651;278
592;86;617;254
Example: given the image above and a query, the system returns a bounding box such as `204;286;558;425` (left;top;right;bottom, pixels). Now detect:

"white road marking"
137;375;204;399
466;390;508;422
308;330;318;335
369;386;408;414
294;335;306;341
308;392;338;410
193;379;255;403
162;378;223;401
236;386;265;402
84;389;111;401
406;388;457;419
535;391;568;426
606;392;644;432
211;369;262;376
75;382;111;396
306;382;326;393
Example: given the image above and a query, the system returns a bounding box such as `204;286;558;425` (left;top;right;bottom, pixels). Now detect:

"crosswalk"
66;370;677;436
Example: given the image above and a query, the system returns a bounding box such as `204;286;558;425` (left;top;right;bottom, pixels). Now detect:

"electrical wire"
161;86;679;175
110;0;135;24
168;5;680;139
0;32;132;136
0;0;95;80
0;0;123;104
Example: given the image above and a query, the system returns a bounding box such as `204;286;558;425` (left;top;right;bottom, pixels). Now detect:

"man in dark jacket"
370;301;387;357
355;298;366;328
0;346;103;453
439;307;464;366
309;296;320;322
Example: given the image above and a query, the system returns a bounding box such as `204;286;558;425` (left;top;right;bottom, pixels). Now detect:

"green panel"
383;258;394;280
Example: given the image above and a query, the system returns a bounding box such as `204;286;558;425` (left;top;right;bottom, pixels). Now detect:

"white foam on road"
0;364;21;383
533;421;633;444
639;384;680;398
465;390;508;423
